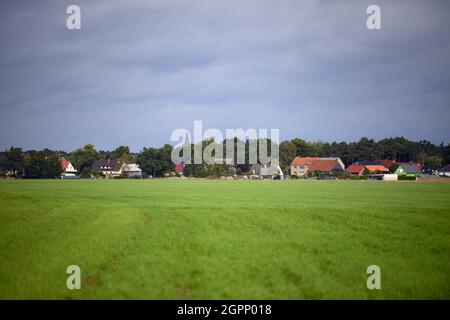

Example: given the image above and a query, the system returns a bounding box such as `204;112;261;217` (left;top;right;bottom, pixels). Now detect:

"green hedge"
398;175;417;181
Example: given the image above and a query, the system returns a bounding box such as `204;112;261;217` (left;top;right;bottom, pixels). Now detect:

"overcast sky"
0;0;449;152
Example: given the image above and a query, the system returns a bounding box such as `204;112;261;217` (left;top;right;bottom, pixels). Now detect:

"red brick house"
291;157;345;176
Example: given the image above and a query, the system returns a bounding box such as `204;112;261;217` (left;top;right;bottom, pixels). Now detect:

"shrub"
398;175;416;181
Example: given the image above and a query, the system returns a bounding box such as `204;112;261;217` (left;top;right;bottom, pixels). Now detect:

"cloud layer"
0;0;449;151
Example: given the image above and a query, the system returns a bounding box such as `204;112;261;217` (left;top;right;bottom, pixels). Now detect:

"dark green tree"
24;152;62;179
136;144;174;177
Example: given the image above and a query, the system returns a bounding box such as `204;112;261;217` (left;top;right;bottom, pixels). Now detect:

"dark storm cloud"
0;0;449;151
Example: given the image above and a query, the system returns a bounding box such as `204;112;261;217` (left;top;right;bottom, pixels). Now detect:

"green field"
0;179;449;299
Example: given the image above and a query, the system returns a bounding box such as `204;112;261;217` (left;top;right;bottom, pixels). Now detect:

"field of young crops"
0;179;449;299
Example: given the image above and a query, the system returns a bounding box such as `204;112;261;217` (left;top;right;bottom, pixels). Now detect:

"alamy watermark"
170;121;279;166
66;5;81;30
64;4;381;32
367;265;381;290
367;5;381;30
66;265;81;290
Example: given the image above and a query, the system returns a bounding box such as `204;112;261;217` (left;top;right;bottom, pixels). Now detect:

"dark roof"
399;164;422;174
353;160;382;166
397;162;422;169
440;164;450;172
376;159;395;168
92;159;123;171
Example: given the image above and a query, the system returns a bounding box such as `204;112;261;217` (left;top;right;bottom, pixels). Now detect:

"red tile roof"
60;158;71;170
308;159;339;172
346;165;365;174
365;165;390;173
291;157;319;166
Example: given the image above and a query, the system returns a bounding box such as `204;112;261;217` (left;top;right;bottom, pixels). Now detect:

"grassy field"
0;179;449;299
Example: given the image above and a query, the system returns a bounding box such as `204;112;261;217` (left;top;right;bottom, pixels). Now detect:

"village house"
394;164;422;176
353;160;396;171
396;162;423;170
376;159;396;169
60;157;78;178
60;157;77;173
346;164;366;176
346;164;390;176
92;159;125;178
250;163;284;179
437;164;450;177
122;163;142;178
290;157;345;177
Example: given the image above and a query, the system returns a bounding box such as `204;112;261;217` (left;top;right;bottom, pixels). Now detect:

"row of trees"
0;144;175;179
1;136;449;178
0;148;63;178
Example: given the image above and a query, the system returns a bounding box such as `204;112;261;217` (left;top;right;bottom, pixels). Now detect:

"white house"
92;159;125;178
60;157;78;178
122;164;142;178
438;164;450;177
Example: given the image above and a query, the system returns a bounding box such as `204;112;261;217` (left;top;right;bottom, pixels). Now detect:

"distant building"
250;163;284;179
60;157;77;173
352;160;396;171
291;157;345;177
347;164;390;175
376;159;396;169
175;163;185;176
92;159;124;178
122;164;142;178
438;164;450;177
290;157;319;176
394;164;422;176
396;162;423;170
60;157;78;178
346;165;366;176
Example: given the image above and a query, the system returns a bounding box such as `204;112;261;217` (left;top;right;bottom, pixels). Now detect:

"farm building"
250;163;284;179
376;159;396;169
396;162;423;170
394;164;422;176
92;159;124;178
290;157;319;176
352;160;395;171
438;164;450;177
122;164;142;178
347;164;390;175
346;165;366;175
365;165;390;174
291;157;345;177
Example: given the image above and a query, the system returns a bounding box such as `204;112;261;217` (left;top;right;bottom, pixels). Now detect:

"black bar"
1;300;447;319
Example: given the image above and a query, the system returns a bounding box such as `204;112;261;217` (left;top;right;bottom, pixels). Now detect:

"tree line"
0;136;449;178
